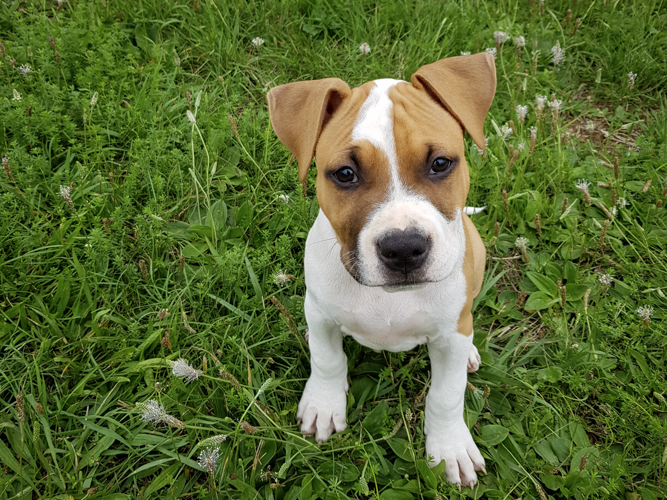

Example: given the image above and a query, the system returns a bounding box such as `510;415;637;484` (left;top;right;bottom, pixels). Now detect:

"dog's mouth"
341;247;447;288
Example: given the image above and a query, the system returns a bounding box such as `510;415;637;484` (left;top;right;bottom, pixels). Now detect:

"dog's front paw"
467;344;481;373
426;421;485;488
297;377;348;443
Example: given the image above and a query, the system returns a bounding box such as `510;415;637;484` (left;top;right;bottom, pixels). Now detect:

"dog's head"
268;53;496;288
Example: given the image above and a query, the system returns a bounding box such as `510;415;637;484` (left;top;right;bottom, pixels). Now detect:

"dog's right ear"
267;78;351;184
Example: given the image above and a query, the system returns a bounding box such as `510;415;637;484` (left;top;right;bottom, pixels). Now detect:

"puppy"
267;52;496;487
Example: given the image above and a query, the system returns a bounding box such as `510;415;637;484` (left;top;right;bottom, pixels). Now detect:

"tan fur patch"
390;83;470;219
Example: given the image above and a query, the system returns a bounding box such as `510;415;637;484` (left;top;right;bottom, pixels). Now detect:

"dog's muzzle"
376;228;431;275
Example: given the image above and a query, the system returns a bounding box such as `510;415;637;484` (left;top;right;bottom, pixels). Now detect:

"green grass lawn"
1;0;666;498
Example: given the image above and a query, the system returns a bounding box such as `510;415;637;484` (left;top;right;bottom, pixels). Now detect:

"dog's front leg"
425;333;485;488
297;302;348;443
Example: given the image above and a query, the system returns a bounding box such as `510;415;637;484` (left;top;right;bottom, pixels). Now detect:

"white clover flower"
530;126;538;139
617;197;627;208
359;42;371;55
460;51;471;56
637;305;653;321
575;179;590;192
485;47;497;58
585;121;595;132
551;42;564;66
186;110;196;123
500;123;513;140
18;64;31;76
251;37;264;48
599;273;613;286
515;237;529;249
628;72;637;89
514;36;526;48
278;194;290;203
535;94;547;111
138;399;167;425
90;92;98;107
12;89;21;101
549;98;562;111
516;104;528;124
172;358;203;383
273;270;293;285
198;447;220;475
494;31;510;45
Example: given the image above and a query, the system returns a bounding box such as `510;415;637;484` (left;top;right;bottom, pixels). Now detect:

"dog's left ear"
267;78;352;184
411;52;496;150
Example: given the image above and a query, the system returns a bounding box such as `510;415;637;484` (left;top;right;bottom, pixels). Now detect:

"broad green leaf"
524;291;558;311
535;439;559;465
362;400;389;438
479;425;509;446
416;460;437;489
526;272;558;297
565;284;589;301
387;438;414;461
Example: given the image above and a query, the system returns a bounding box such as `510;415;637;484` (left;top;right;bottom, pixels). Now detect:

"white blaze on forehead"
351;79;403;196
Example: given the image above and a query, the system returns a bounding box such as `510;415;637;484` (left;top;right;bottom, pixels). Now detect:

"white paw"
467;344;481;373
426;422;486;488
296;377;348;443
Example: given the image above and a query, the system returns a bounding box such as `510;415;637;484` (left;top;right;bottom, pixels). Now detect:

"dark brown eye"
333;167;358;184
430;157;452;174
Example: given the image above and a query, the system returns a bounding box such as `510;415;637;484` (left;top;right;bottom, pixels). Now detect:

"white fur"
299;80;485;486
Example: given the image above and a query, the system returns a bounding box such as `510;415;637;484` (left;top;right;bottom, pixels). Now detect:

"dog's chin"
343;261;448;290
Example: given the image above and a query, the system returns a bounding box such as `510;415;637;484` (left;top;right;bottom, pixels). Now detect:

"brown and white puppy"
268;52;495;487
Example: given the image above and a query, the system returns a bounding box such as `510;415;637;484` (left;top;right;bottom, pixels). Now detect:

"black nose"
377;229;430;273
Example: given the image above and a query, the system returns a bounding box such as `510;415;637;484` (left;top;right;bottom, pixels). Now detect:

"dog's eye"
333;167;358;184
430;157;452;174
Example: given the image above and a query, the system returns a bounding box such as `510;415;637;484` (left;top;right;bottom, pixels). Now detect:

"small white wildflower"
612;207;618;217
617;197;627;208
195;91;202;109
548;98;562;111
551;42;564;66
516;104;528;124
251;37;264;48
600;129;609;138
460;51;471;56
359;42;371;55
599;273;613;286
198;447;220;475
186;110;196;124
585;121;595;132
12;89;21;101
278;194;290;203
18;64;31;76
530;126;538;139
514;36;526;48
273;270;293;285
474;144;484;155
575;179;590;192
500;124;513;140
628;72;637;89
485;47;497;58
172;358;203;383
571;343;579;349
90;92;98;107
139;399;167;425
198;434;228;448
59;185;71;199
515;237;529;249
637;305;653;321
517;142;525;151
484;137;489;148
256;378;273;396
494;31;510;45
536;95;547;111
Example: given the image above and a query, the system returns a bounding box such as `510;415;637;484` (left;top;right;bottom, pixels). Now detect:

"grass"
0;0;666;498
